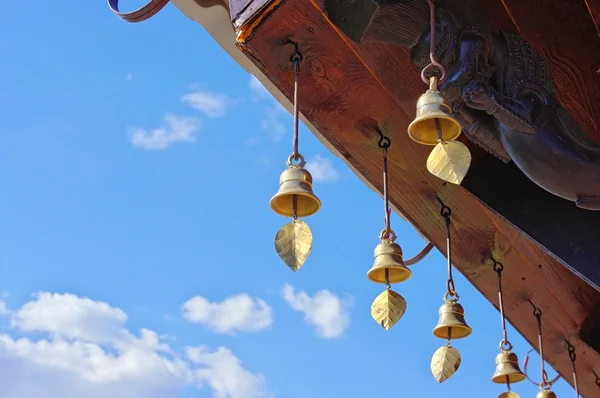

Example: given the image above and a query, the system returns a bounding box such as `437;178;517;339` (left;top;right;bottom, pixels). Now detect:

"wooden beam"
234;1;600;395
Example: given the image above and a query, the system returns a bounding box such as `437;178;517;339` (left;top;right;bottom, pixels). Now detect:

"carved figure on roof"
326;0;600;210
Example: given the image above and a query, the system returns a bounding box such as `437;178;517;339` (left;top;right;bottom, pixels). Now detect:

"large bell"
270;165;321;218
367;240;412;284
408;86;462;146
536;390;556;398
433;301;472;340
492;351;526;384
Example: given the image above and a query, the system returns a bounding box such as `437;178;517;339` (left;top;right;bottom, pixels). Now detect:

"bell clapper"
490;258;525;397
430;199;470;383
368;129;411;330
270;42;320;272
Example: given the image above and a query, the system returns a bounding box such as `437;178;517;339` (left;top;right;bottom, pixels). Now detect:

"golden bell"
367;240;412;284
433;301;472;340
270;165;321;218
408;85;462;146
492;351;526;384
536;390;556;398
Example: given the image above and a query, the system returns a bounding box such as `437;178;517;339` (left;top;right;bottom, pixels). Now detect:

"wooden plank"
482;0;600;146
235;1;600;395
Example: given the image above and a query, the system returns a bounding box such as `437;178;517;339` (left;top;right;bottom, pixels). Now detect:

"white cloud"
281;284;351;339
305;155;341;183
249;75;270;101
260;104;288;142
188;346;270;398
181;294;272;335
181;88;231;118
130;113;200;150
0;301;8;315
0;292;270;398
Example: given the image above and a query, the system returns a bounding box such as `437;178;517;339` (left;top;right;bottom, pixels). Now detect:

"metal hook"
376;127;391;149
490;256;504;274
436;196;452;220
285;39;304;65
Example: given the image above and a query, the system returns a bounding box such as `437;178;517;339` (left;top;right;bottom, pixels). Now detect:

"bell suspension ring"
271;42;320;272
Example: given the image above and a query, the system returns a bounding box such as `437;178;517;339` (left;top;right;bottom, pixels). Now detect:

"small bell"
433;300;472;340
367;239;412;284
407;77;462;146
536;390;556;398
492;351;526;384
270;161;321;218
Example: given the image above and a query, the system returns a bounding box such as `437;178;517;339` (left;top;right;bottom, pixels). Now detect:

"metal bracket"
107;0;170;23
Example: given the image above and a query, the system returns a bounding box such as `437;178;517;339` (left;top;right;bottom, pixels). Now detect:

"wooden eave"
170;0;600;395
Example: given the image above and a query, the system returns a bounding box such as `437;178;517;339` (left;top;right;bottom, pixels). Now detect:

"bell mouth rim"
491;374;527;384
268;192;322;218
366;267;412;284
407;114;462;146
432;326;472;340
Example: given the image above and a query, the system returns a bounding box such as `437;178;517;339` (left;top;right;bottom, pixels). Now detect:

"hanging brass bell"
536;390;556;398
407;79;462;146
270;163;321;218
367;239;412;284
433;300;472;340
491;351;526;384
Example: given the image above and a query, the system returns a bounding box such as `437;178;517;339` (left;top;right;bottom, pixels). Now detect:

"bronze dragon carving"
326;0;600;210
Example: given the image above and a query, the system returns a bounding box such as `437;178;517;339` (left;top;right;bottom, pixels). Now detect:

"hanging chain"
287;41;305;168
491;258;512;352
528;300;552;390
437;197;456;301
565;340;579;397
421;0;446;85
377;128;394;245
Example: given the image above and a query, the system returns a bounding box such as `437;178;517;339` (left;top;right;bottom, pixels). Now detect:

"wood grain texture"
483;0;600;146
236;0;600;395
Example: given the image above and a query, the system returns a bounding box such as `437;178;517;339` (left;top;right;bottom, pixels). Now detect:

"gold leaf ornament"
370;288;407;330
430;344;462;383
426;140;472;185
274;220;313;272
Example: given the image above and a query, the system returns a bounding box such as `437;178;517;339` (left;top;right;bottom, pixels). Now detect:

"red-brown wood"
483;0;600;146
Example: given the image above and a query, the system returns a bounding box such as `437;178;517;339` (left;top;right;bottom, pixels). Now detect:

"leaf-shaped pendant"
430;344;461;383
370;288;407;330
498;392;520;398
426;140;472;185
274;220;313;272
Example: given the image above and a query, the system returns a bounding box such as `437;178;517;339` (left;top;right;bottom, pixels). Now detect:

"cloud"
181;88;231;118
281;284;351;339
130;114;200;150
305;155;341;183
188;346;269;398
260;104;288;143
0;292;270;398
249;75;270;101
182;294;272;335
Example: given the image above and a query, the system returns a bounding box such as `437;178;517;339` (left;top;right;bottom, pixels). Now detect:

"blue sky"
0;2;575;397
